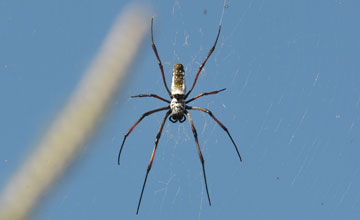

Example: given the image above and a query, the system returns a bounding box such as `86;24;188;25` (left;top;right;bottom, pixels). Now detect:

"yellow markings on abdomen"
171;63;186;95
174;74;184;88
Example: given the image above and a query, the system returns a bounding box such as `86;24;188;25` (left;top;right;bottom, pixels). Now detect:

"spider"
118;17;242;214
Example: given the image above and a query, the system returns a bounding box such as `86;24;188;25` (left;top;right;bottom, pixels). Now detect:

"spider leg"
131;94;170;103
185;88;226;104
185;111;212;206
185;25;221;99
187;106;242;162
118;106;170;165
137;110;171;215
151;17;171;97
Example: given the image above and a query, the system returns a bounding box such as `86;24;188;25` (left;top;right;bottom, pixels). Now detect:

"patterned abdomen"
171;63;186;95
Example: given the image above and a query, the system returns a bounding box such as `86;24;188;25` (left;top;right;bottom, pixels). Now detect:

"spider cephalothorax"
118;17;242;215
169;94;185;123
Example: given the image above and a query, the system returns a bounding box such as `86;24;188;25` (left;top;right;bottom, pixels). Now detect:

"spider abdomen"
171;63;186;96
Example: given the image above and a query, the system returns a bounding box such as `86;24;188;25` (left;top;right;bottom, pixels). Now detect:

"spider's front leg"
137;110;171;214
185;111;212;206
118;106;169;165
186;106;242;162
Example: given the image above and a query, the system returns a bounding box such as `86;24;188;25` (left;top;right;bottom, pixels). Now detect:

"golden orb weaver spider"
118;17;242;214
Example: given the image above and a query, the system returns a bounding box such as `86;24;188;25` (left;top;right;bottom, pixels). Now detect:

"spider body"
169;95;186;123
169;63;186;123
171;63;186;96
118;17;242;215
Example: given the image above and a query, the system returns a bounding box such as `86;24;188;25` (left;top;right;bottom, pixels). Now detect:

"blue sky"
1;0;360;219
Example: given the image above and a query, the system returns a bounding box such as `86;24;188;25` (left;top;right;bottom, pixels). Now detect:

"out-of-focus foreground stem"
0;5;150;220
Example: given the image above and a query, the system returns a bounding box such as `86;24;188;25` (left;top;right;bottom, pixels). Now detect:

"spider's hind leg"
151;17;171;97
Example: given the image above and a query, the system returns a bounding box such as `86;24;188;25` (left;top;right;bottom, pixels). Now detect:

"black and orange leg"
131;94;170;103
187;106;242;162
185;25;221;99
186;111;212;206
136;110;171;214
118;106;169;165
151;17;171;97
185;88;226;104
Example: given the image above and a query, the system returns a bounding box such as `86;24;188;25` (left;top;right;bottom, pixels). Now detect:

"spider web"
5;0;359;219
132;0;360;219
139;0;244;218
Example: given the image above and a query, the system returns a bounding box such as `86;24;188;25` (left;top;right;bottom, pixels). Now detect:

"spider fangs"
118;17;242;215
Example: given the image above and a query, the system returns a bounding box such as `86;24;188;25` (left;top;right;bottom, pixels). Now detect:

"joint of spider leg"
146;164;152;172
190;129;205;164
191;126;197;137
155;133;162;145
199;154;204;165
209;111;229;131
